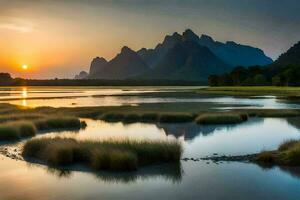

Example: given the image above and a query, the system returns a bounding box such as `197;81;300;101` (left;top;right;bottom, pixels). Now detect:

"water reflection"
256;162;300;181
27;159;182;184
22;87;27;107
157;118;264;141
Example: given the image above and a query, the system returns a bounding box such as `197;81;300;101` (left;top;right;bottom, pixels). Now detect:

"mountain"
89;57;108;76
141;41;230;81
137;29;272;69
137;32;182;68
209;41;300;86
88;46;149;79
196;31;273;67
272;41;300;66
80;29;273;82
74;71;88;79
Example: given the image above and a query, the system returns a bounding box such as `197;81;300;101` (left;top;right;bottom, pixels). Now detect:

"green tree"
272;76;281;86
253;74;267;86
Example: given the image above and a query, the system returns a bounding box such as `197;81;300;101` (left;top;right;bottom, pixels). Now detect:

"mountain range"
76;29;273;81
209;40;300;86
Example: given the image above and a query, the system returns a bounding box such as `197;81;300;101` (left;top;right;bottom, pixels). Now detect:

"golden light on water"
22;87;28;107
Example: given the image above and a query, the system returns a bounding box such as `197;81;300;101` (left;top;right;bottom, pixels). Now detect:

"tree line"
209;64;300;86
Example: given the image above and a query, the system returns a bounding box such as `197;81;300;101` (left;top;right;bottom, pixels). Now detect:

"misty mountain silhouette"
140;41;230;81
272;41;300;67
88;46;149;79
89;57;108;76
74;71;88;79
86;29;273;81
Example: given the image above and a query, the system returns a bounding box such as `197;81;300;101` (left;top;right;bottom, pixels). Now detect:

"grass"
0;121;36;140
199;86;300;97
33;117;84;131
1;99;300;131
22;137;182;171
246;109;300;118
0;113;86;141
255;139;300;166
196;112;248;124
99;112;195;123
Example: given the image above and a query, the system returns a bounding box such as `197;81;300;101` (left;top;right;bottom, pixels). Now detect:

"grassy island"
22;137;182;171
0;112;86;141
255;139;300;166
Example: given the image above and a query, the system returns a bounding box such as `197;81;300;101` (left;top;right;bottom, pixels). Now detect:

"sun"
22;64;28;70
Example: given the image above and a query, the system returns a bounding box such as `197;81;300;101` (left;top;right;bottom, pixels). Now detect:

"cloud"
0;22;33;33
0;17;34;33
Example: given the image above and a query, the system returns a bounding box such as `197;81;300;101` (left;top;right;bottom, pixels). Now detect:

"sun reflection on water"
22;87;27;107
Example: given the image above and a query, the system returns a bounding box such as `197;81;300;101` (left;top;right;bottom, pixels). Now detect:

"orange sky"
1;0;299;79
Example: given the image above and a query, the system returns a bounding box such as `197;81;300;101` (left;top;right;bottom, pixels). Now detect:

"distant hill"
74;71;88;79
209;41;300;86
80;29;273;82
88;46;149;79
0;73;13;85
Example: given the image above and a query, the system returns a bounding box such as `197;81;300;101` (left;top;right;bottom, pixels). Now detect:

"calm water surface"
1;87;300;199
0;86;299;109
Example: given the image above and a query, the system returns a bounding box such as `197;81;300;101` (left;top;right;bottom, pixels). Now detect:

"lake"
1;86;300;200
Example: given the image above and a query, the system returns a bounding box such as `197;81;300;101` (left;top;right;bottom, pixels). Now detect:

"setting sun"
22;64;28;70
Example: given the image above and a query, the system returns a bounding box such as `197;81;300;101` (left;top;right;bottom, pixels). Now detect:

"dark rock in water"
201;154;257;162
182;158;189;161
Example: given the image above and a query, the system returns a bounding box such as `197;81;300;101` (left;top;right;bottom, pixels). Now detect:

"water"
0;86;299;109
1;86;300;199
1;118;300;199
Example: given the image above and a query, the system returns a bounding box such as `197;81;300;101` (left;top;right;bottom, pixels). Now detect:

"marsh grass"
1;103;300;127
0;112;85;141
0;126;19;140
199;86;300;96
278;139;299;151
100;112;195;123
256;140;300;166
196;112;248;124
0;121;36;140
22;137;182;171
248;109;300;118
33;117;83;131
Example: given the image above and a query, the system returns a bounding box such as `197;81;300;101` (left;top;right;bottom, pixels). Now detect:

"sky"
0;0;299;79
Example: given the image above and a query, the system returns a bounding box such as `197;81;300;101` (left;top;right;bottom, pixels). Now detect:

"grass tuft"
196;112;248;124
34;117;83;131
0;126;19;140
0;121;37;141
278;139;299;151
22;137;182;171
100;112;195;123
256;140;300;166
255;151;275;163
